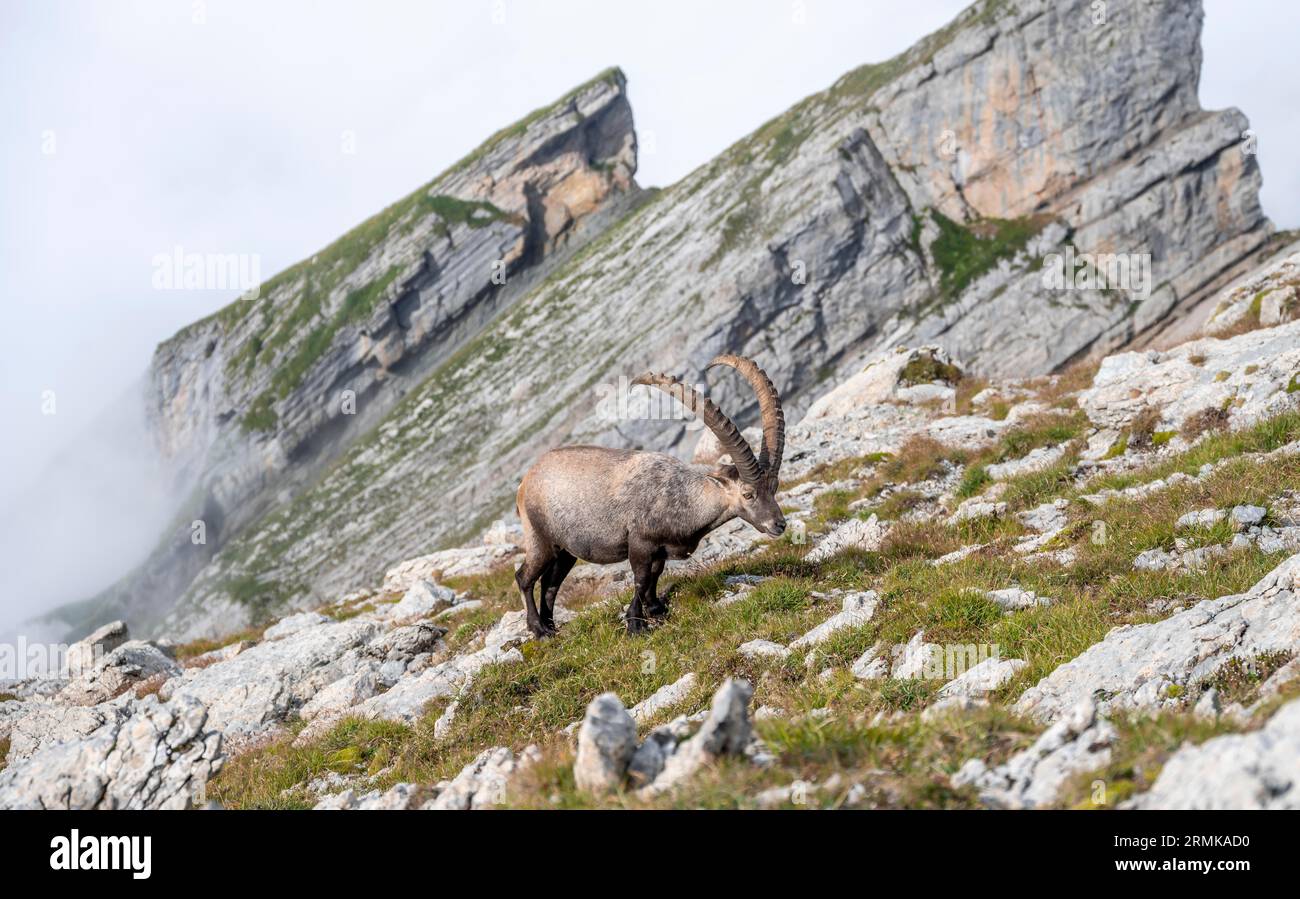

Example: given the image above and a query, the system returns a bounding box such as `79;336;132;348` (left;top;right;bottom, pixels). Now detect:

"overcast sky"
0;0;1296;512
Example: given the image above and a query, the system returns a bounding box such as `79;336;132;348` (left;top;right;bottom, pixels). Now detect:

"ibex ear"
708;463;739;487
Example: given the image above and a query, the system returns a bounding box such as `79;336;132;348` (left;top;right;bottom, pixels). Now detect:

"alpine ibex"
514;355;786;637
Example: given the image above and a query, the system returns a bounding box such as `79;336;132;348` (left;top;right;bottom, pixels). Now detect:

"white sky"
0;0;1296;510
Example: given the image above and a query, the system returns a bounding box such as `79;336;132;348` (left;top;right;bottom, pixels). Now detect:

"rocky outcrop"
105;0;1271;643
953;698;1115;809
60;69;641;640
1080;318;1300;434
1014;553;1300;723
0;696;223;810
1125;698;1300;809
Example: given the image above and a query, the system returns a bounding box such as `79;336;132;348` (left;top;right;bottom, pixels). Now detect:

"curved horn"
706;354;785;490
631;371;763;484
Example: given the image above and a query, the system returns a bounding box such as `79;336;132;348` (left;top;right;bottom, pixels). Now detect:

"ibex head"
632;354;787;537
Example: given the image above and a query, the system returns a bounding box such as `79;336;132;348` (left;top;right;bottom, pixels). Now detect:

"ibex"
514;355;787;637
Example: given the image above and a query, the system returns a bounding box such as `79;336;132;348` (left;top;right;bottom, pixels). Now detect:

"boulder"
64;620;129;676
953;698;1115;809
57;641;181;707
428;745;538;810
1127;698;1300;809
789;592;878;649
573;693;638;794
629;673;698;724
0;695;223;810
1016;552;1300;723
806;516;889;563
639;678;753;797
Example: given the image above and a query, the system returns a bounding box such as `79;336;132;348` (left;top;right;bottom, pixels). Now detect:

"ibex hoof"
527;619;558;638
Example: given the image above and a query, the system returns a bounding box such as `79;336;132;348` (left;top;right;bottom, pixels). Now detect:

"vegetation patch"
1198;650;1295;707
927;210;1043;301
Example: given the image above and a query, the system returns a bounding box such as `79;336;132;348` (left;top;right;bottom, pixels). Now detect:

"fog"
1;0;1296;637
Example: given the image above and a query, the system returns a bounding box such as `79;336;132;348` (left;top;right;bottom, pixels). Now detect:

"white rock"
573;693;638;794
0;695;223;810
63;621;129;676
802;346;959;421
57;641;181;707
789;591;878;649
939;657;1027;698
315;782;426;810
737;640;791;662
160;618;382;746
805;515;889;563
985;444;1066;481
1016;552;1300;723
639;678;753;798
630;673;698;723
263;612;331;641
891;630;940;680
954;698;1115;809
850;645;889;681
1081;319;1300;433
949;498;1007;524
986;587;1054;611
384;580;456;620
1231;504;1267;529
1017;499;1070;533
428;745;537;810
1127;698;1300;809
1176;508;1226;530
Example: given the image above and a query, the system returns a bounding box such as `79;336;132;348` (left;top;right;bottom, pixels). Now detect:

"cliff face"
97;0;1275;639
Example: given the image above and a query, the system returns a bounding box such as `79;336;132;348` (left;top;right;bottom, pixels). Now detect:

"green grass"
207;402;1300;810
927;210;1043;301
1198;650;1295;707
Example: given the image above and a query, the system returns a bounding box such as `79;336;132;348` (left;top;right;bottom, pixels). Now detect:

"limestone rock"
986;587;1054;611
802;346;959;421
315;782;426;810
0;695;223;810
629;673;698;724
737;640;792;662
383;580;456;621
806;516;889;563
1016;552;1300;723
953;698;1115;809
1127;698;1300;809
64;620;130;676
159;618;382;746
263;612;331;641
1080;319;1300;434
428;745;538;810
985;445;1066;481
639;678;753;798
57;641;181;707
789;592;878;649
939;657;1027;698
573;693;638;794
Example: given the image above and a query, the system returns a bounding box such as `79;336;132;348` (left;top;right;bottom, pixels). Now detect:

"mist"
1;0;1297;638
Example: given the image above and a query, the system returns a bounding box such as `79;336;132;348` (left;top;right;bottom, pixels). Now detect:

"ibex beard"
515;354;787;637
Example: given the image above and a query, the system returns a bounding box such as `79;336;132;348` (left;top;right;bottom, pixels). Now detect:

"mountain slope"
46;69;640;637
157;0;1273;639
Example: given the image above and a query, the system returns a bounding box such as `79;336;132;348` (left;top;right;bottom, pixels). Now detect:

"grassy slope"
208;393;1300;809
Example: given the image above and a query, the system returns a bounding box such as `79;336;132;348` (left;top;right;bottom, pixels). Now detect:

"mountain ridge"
49;0;1275;643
